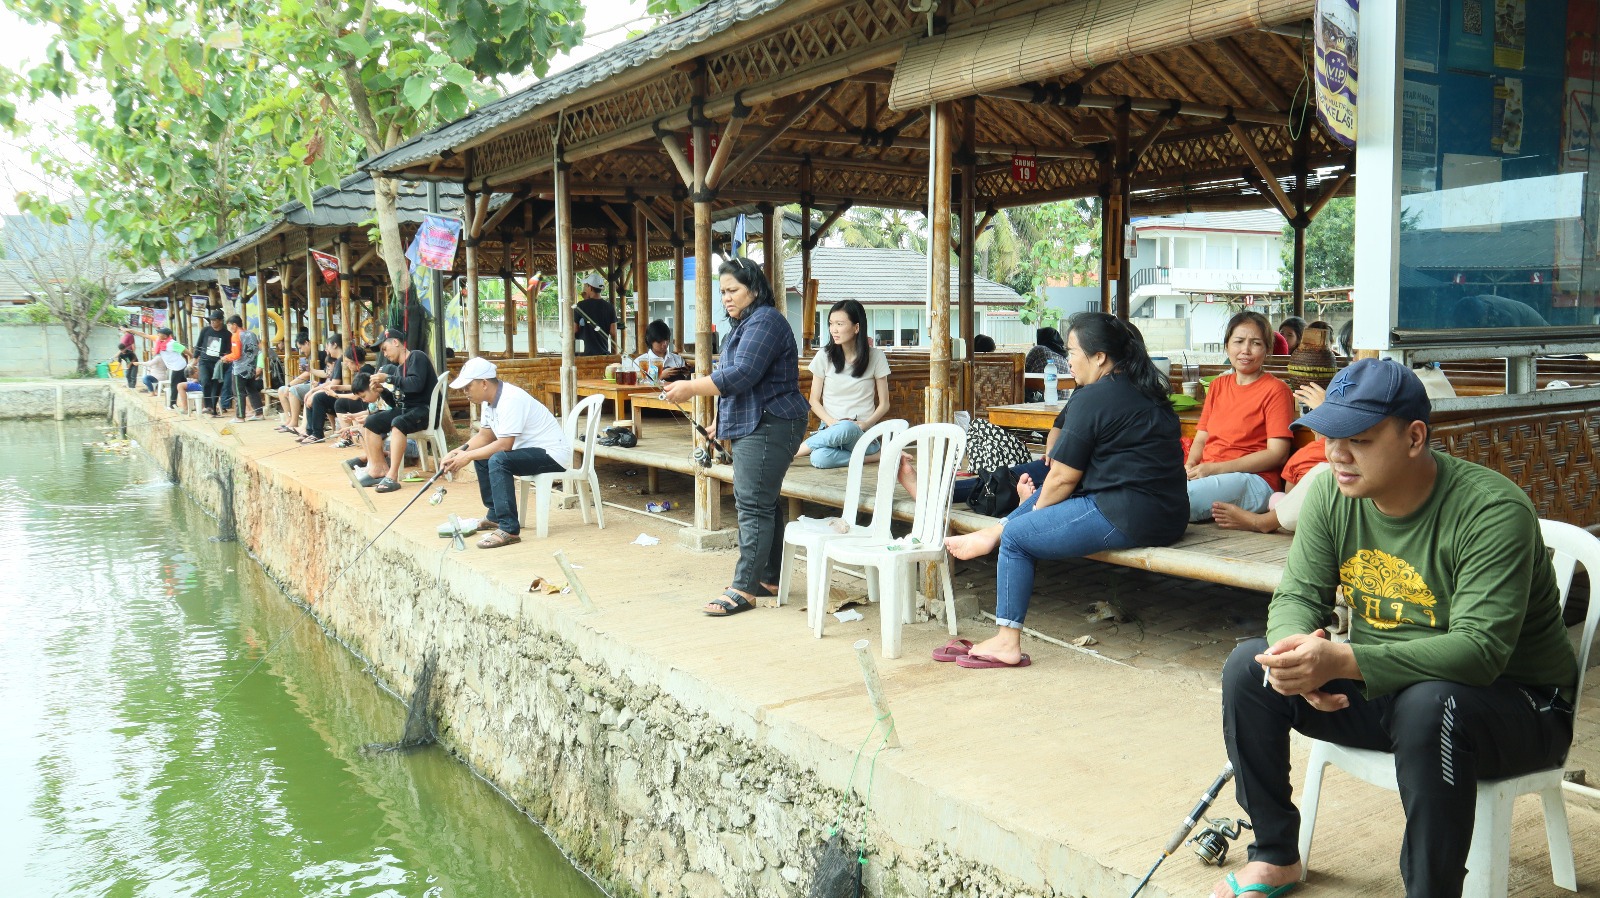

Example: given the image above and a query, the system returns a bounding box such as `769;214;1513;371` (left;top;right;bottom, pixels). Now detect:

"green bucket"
95;362;111;379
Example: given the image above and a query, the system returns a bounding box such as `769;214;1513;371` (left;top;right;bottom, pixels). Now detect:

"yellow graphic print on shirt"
1340;549;1440;631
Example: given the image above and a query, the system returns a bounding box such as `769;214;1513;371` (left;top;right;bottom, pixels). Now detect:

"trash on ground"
1070;634;1099;647
1085;600;1129;623
631;532;661;546
646;500;674;513
528;576;565;595
826;584;863;612
832;608;864;623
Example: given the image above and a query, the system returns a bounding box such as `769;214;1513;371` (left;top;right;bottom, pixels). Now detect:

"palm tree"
837;207;927;251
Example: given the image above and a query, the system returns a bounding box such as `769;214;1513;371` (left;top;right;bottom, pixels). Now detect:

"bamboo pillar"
1291;108;1311;320
673;198;685;352
1099;185;1115;313
801;161;815;349
464;190;481;357
305;233;319;344
634;205;649;355
692;115;720;533
337;236;352;354
760;202;785;315
1114;110;1132;319
252;249;269;390
279;240;291;367
927;101;954;424
555;162;577;413
959;96;977;381
525;233;538;357
503;260;515;357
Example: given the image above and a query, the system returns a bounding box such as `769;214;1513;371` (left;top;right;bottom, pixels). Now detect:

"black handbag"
967;465;1020;517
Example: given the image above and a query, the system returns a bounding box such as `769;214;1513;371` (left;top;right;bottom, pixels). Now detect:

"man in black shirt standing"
359;327;438;493
574;272;617;355
195;308;232;416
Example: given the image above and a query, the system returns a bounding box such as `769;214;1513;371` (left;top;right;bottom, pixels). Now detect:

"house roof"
0;260;35;303
782;246;1021;305
1133;210;1287;234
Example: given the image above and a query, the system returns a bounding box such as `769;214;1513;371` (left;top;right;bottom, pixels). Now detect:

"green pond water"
0;418;608;898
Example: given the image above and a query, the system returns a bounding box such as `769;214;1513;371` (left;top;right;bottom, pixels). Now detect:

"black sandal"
703;589;755;617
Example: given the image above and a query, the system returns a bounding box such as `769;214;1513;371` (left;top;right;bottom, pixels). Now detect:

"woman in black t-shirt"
941;313;1188;668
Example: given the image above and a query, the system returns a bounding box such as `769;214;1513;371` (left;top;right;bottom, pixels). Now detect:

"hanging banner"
310;249;341;284
141;307;154;325
191;293;209;310
153;309;168;328
1492;0;1526;70
1011;153;1037;182
220;284;240;302
415;214;464;271
1314;0;1359;149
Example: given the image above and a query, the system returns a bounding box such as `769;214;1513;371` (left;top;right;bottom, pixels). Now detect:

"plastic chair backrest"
869;423;967;545
841;418;909;526
1540;519;1600;720
428;377;447;429
565;393;606;473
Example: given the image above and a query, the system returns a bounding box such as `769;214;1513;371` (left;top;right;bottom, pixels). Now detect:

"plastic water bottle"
648;359;661;385
1043;359;1059;403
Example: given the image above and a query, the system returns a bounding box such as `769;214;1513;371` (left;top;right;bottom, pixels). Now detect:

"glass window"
1205;240;1234;269
1174;237;1204;268
1395;0;1600;334
1238;237;1266;270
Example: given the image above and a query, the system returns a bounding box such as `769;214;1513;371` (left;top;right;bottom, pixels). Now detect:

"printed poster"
154;309;168;328
1314;0;1359;149
190;293;209;310
1492;76;1524;154
310;249;340;284
415;214;464;271
1450;0;1495;73
1402;82;1440;193
1492;0;1526;71
220;284;239;302
1405;0;1442;72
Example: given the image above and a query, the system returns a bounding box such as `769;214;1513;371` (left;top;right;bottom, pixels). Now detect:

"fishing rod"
206;466;450;710
652;385;732;467
1128;762;1238;898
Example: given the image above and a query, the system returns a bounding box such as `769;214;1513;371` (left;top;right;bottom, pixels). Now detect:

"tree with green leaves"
244;0;585;301
2;201;131;375
1280;197;1354;290
837;207;928;253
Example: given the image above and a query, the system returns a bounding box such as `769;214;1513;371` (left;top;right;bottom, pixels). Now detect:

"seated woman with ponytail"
941;312;1189;669
796;299;891;469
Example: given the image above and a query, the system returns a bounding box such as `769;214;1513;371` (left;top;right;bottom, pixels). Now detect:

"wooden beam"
599;203;630;234
1140;54;1202;103
703;105;749;190
633;200;672;239
1179;46;1248;107
806;204;852;248
814;99;855;132
1230;123;1299;219
719;85;835;187
349;246;380;273
478;192;522;236
1305;166;1354;221
973;207;997;239
1126;115;1173;172
658;131;695;189
1241;167;1296;221
981;85;1288;127
777;128;1099;160
927;100;954;425
1073;61;1120;91
1217;36;1293;112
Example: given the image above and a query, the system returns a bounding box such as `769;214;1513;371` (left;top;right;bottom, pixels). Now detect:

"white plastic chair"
416;378;453;480
815;423;967;658
1297;518;1600;897
776;418;910;627
515;392;606;538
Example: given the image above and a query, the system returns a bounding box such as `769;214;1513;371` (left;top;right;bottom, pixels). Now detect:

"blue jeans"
1186;472;1274;522
475;448;565;535
730;411;808;593
803;420;871;469
994;492;1134;628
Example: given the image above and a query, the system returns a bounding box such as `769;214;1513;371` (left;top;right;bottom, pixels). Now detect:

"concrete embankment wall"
106;392;1111;898
0;381;116;420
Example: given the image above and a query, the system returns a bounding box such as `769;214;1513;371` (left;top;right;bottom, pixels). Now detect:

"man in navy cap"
356;327;438;492
1211;359;1576;898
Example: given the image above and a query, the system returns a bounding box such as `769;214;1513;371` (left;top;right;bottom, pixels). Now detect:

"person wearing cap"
194;309;233;416
221;314;265;419
1211;358;1577;898
439;357;569;548
124;325;186;406
359;327;439;492
156;329;190;410
574;272;617;356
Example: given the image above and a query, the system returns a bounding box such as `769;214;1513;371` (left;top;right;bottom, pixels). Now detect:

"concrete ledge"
0;380;114;420
677;525;739;551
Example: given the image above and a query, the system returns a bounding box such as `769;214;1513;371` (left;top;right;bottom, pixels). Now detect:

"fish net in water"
363;651;438;754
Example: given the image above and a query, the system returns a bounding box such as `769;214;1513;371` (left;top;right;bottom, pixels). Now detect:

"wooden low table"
543;378;661;431
987;400;1314;446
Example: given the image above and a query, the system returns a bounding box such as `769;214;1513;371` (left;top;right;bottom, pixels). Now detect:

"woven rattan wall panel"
970;353;1025;417
976;155;1101;203
476;125;557;183
1430;406;1600;530
704;0;916;97
564;71;695;151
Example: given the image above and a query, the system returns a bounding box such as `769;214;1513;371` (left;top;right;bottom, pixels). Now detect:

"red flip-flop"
956;652;1031;669
931;638;974;662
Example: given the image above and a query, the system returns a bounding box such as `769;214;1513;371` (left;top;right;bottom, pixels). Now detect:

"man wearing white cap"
574;272;617;356
440;357;570;548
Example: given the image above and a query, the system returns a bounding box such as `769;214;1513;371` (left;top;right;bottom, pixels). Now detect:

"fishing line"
205;467;449;711
648;382;731;466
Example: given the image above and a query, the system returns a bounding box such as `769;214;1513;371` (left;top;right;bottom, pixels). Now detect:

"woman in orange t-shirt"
1185;311;1294;522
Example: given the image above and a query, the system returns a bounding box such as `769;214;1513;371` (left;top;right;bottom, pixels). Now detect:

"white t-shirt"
807;347;890;421
638;348;685;369
482;382;571;467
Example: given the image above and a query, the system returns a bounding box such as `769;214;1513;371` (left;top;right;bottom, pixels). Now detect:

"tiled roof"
781;246;1022;305
1133;209;1287;233
361;0;787;175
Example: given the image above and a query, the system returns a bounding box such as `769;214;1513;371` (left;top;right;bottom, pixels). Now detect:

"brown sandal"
476;529;521;549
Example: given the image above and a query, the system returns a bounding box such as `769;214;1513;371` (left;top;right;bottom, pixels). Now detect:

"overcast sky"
0;0;655;215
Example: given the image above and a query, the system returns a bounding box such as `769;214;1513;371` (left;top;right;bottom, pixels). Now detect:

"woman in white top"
796;299;891;469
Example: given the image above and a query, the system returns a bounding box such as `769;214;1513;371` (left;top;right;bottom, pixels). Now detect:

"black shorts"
365;406;429;435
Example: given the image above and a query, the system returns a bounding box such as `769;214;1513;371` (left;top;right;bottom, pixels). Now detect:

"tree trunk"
66;313;92;376
371;173;412;303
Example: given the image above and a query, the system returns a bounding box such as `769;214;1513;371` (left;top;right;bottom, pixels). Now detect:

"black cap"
366;327;405;352
157;326;174;336
208;308;224;320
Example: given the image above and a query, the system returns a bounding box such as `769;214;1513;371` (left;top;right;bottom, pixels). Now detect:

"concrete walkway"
112;386;1600;897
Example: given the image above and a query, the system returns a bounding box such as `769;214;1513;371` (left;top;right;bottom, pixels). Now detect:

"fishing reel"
428;484;448;506
1187;817;1252;866
690;445;732;468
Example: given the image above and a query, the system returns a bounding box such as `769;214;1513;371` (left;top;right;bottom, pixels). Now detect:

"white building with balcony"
1125;210;1287;350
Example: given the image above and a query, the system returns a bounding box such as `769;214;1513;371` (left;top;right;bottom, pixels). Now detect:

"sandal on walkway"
703;589;755;617
955;652;1031;669
1221;873;1296;897
476;529;521;549
932;638;974;662
373;477;402;493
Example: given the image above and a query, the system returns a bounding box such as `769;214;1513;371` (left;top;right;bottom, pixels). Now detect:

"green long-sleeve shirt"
1268;451;1576;700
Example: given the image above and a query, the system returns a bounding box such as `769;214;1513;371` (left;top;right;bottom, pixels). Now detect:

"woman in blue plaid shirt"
663;258;809;616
